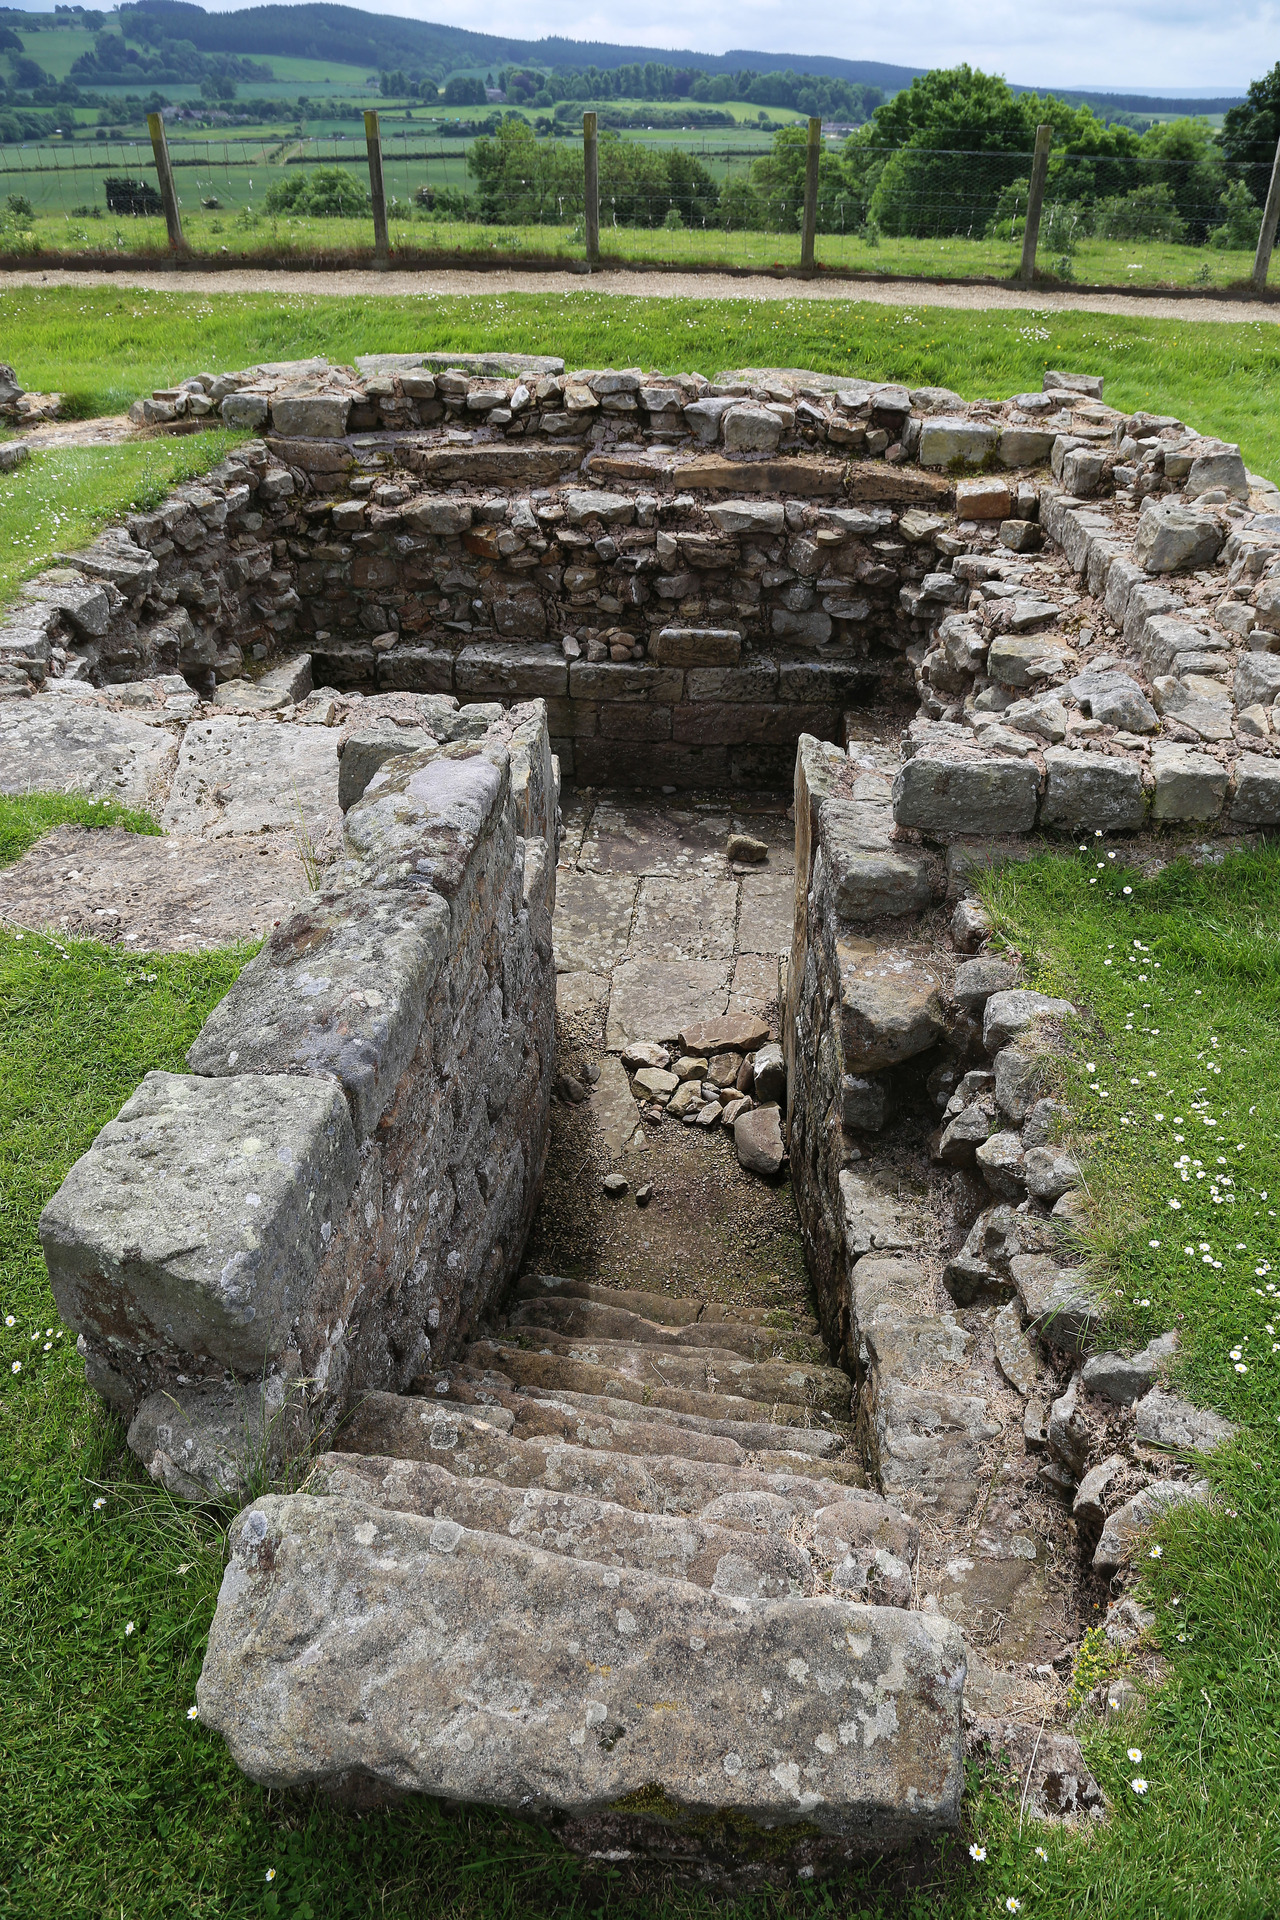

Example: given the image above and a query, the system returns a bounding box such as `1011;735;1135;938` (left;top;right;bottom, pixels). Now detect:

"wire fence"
0;124;1275;292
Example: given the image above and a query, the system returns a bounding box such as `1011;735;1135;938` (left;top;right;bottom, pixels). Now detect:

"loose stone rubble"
15;355;1264;1881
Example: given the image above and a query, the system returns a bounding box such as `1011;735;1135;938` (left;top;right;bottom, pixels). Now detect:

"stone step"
505;1294;830;1365
438;1351;828;1431
437;1376;848;1460
470;1334;853;1422
427;1394;757;1469
307;1451;818;1598
336;1393;869;1510
198;1492;966;1845
511;1273;820;1337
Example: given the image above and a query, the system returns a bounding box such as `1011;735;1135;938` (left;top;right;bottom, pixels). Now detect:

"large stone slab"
40;1069;357;1375
736;869;795;955
187;887;451;1138
198;1492;965;1842
820;799;934;921
161;716;340;850
630;875;738;962
606;959;731;1050
552;868;638;973
0;698;178;809
872;1384;1001;1518
0;823;306;951
578;802;730;877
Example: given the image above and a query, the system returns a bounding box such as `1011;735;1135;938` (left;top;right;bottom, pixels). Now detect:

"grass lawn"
2;785;1279;1915
2;206;1262;293
0;284;1276;475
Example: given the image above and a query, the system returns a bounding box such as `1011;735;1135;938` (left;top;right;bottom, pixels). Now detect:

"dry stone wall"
38;702;558;1500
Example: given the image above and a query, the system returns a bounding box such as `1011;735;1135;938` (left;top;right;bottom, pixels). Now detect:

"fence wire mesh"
0;126;1273;291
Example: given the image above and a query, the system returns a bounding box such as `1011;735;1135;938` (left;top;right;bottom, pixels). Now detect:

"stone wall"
10;352;1277;802
38;702;559;1499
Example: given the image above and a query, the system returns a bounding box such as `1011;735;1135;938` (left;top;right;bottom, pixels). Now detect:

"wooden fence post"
1252;131;1280;293
583;111;600;268
364;109;390;268
800;117;821;272
146;112;185;254
1017;123;1053;285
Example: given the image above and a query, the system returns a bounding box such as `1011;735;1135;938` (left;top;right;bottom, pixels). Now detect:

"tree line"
447;63;1280;251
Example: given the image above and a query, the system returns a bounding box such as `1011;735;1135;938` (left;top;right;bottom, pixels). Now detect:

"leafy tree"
1136;118;1226;241
751;122;856;231
262;165;367;217
1220;61;1280;165
443;74;486;107
1092;181;1186;241
844;66;1038;237
1208;178;1263;250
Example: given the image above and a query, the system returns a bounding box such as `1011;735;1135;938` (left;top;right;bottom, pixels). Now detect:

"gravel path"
2;263;1276;325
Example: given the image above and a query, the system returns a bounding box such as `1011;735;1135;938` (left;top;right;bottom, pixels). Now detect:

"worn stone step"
506;1294;830;1365
438;1351;829;1431
471;1333;853;1421
434;1376;849;1460
307;1452;818;1598
427;1393;755;1468
336;1393;868;1509
198;1493;966;1845
511;1274;820;1337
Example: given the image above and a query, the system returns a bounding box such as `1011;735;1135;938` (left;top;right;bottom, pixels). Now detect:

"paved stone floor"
527;787;815;1326
554;789;794;1066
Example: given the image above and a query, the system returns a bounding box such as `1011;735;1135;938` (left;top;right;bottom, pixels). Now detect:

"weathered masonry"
13;353;1272;1883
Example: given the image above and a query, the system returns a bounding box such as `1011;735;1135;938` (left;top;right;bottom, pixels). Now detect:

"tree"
752;124;853;232
443;74;485;107
844;66;1038;237
1220;62;1280;166
1137;118;1226;242
263;165;367;217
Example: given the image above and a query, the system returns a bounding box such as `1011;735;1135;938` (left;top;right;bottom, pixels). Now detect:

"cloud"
43;0;1270;93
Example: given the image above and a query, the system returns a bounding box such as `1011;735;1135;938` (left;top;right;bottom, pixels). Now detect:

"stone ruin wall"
38;702;558;1499
12;347;1280;1495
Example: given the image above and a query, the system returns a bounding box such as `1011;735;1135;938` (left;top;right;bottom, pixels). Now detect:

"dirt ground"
2;262;1275;326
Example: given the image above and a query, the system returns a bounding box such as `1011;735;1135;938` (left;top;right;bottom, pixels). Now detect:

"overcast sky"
13;0;1275;91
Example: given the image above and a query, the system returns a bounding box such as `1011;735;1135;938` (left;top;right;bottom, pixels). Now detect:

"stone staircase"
197;1274;966;1880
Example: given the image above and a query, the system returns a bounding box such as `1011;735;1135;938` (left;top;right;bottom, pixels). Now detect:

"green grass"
0;431;247;607
0;285;1276;479
964;843;1280;1918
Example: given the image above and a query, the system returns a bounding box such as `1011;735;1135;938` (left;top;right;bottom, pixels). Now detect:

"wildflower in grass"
1149;1240;1160;1248
11;1361;20;1374
265;1869;276;1883
92;1496;106;1510
1128;1747;1143;1763
125;1620;135;1636
187;1705;199;1720
1006;1902;1022;1914
969;1843;987;1861
1034;1846;1048;1860
1235;1362;1248;1373
1149;1544;1163;1558
1168;1198;1182;1210
4;1315;13;1327
1131;1777;1149;1795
